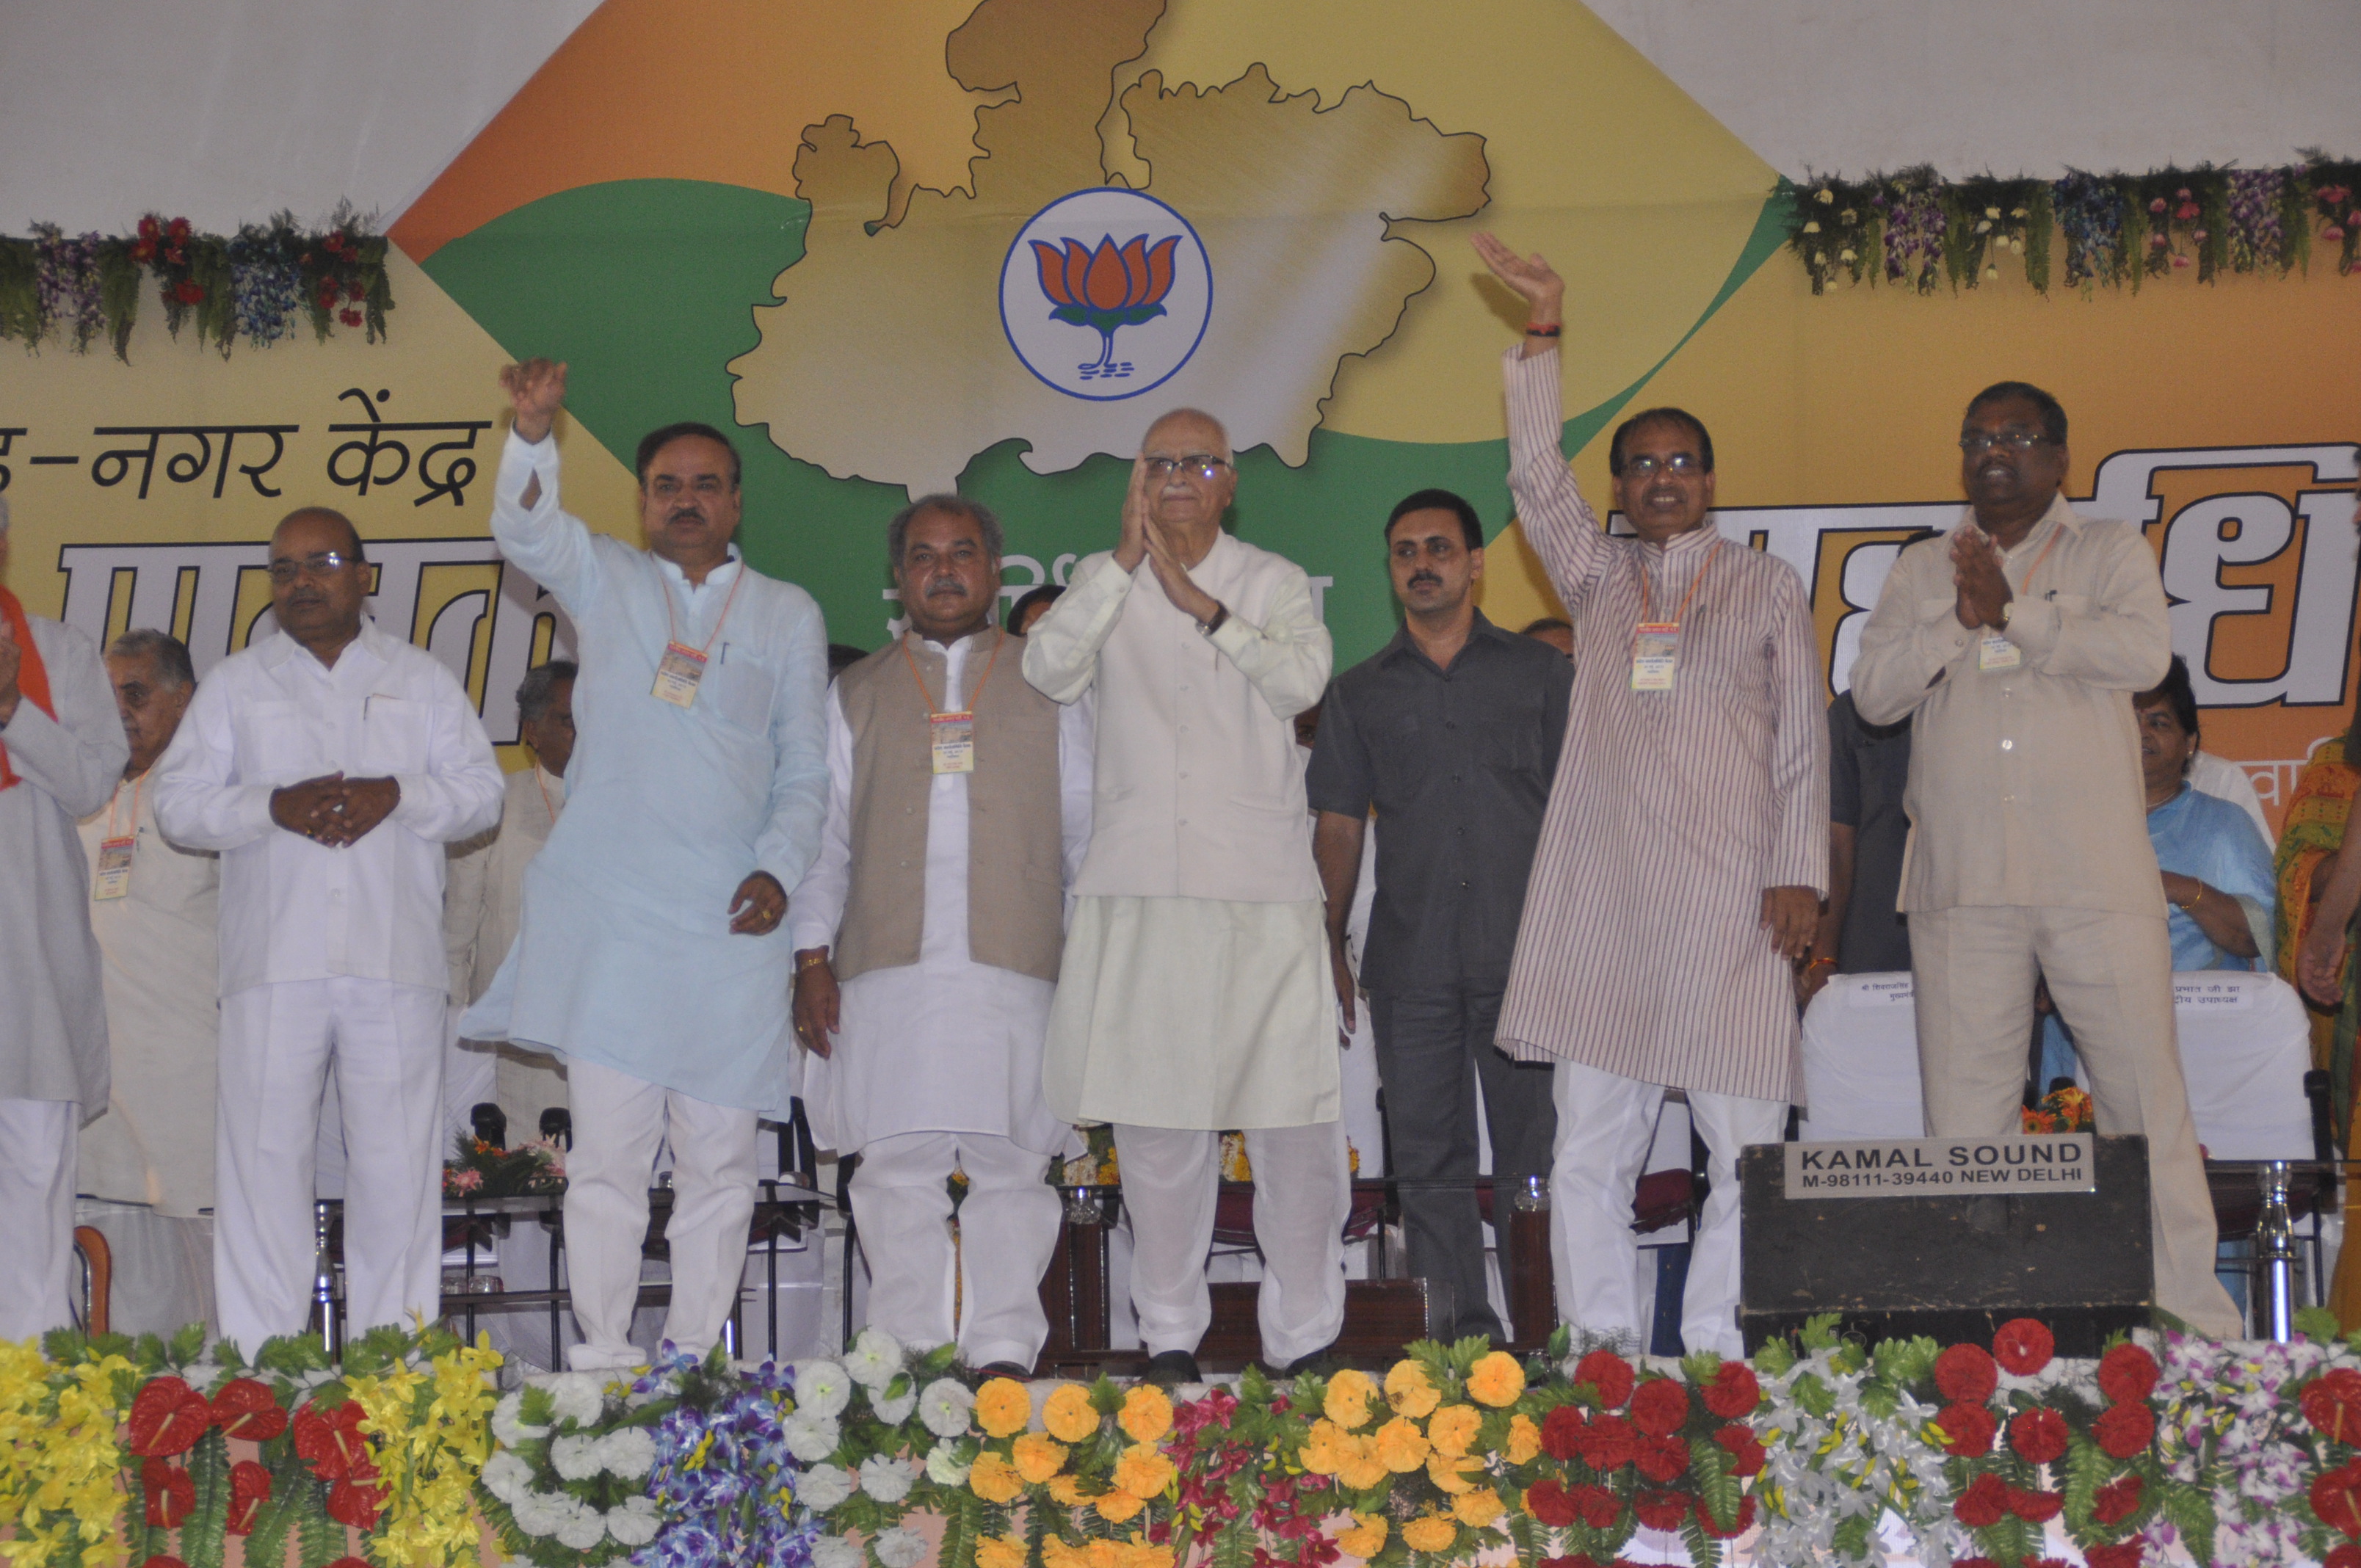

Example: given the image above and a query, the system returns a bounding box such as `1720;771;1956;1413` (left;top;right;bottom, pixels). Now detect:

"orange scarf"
0;586;56;791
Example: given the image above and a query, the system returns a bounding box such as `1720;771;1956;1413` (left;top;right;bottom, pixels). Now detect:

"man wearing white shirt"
153;509;504;1352
789;497;1089;1374
1023;410;1346;1383
469;361;828;1370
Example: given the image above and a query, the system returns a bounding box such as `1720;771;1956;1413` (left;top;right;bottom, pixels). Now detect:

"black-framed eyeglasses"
1144;454;1231;480
266;551;358;586
1621;452;1702;479
1959;430;2055;454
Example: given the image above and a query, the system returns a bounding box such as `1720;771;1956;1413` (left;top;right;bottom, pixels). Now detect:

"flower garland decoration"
0;206;392;360
2021;1084;2095;1136
1787;153;2360;294
628;1346;814;1568
476;1367;664;1564
0;1331;137;1568
446;1130;569;1200
343;1324;505;1567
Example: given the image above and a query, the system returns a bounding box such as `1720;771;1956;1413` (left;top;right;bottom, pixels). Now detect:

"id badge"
1977;630;2022;671
653;641;708;707
93;836;134;901
930;711;976;774
1630;623;1680;692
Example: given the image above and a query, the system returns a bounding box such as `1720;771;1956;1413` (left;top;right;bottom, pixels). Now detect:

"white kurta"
76;775;220;1216
444;764;569;1130
1;615;126;1109
788;632;1094;1156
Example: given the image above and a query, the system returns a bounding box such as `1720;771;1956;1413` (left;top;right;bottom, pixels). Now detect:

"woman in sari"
2277;708;2361;1147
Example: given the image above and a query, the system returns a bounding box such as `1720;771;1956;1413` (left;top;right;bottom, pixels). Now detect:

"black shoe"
973;1361;1033;1381
1142;1349;1201;1385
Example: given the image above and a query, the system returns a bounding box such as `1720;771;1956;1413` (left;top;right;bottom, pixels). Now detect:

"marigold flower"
969;1450;1026;1503
1426;1403;1481;1459
1504;1412;1541;1464
1047;1473;1091;1506
2008;1406;2068;1465
1335;1434;1390;1492
1453;1487;1505;1528
1633;1490;1689;1531
1373;1415;1430;1472
1992;1318;2055;1376
2097;1343;2161;1406
1932;1343;1998;1404
1566;1482;1620;1528
976;1378;1033;1437
1628;1378;1688;1437
1426;1451;1481;1493
2092;1473;2144;1525
1571;1350;1634;1409
1934;1401;1995;1457
1633;1431;1688;1484
1700;1493;1756;1540
1095;1488;1146;1524
1465;1351;1525;1408
1012;1432;1069;1484
1043;1383;1100;1443
1400;1514;1457;1553
1953;1471;2010;1528
1299;1418;1350;1475
2092;1399;2155;1459
1700;1362;1760;1419
1384;1359;1441;1419
1523;1478;1578;1527
1118;1384;1173;1444
1113;1442;1177;1498
1324;1368;1379;1429
1335;1512;1388;1557
1116;1537;1173;1568
978;1536;1029;1568
1044;1541;1091;1568
2085;1542;2146;1568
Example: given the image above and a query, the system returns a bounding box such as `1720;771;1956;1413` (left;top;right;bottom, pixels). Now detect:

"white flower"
550;1433;603;1481
844;1327;903;1388
858;1453;918;1504
871;1384;917;1425
811;1536;866;1568
918;1377;975;1438
781;1409;841;1464
605;1497;660;1547
481;1450;534;1505
531;1371;607;1427
511;1491;566;1538
925;1442;972;1487
797;1463;855;1511
593;1426;657;1479
794;1359;853;1420
490;1391;550;1447
554;1495;608;1552
875;1525;928;1568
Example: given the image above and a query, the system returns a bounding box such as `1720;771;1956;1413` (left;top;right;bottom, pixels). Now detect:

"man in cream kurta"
1849;380;2240;1336
1023;410;1346;1381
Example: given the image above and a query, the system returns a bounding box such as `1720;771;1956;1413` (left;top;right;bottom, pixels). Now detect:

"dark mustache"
1409;573;1442;588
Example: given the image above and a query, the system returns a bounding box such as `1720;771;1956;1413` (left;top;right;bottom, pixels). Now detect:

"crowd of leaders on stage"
4;235;2315;1373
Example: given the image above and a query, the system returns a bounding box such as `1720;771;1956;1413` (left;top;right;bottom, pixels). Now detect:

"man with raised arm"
470;360;830;1370
1847;380;2240;1335
1471;235;1826;1357
1022;411;1346;1383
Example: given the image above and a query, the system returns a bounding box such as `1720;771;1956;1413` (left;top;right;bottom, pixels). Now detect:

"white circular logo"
1000;188;1211;402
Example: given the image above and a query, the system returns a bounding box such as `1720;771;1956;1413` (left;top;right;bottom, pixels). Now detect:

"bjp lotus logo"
1001;190;1212;402
1031;234;1182;382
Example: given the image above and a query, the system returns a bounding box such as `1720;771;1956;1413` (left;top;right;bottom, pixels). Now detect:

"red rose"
211;1379;289;1442
2097;1343;2160;1407
1953;1472;2010;1529
338;308;363;327
172;280;203;305
1632;1492;1689;1532
325;1476;386;1530
1934;1343;1998;1404
1581;1412;1637;1472
2092;1400;2156;1459
1713;1423;1766;1478
1541;1404;1587;1461
128;1376;214;1457
2092;1473;2144;1525
1567;1483;1620;1530
2007;1486;2062;1523
226;1460;272;1534
2008;1407;2069;1466
1699;1495;1755;1541
142;1459;194;1528
1935;1401;1996;1457
2084;1543;2144;1568
1701;1362;1760;1419
1633;1433;1689;1484
1992;1318;2055;1376
2315;1462;2361;1538
1525;1479;1580;1528
1629;1378;1689;1437
1573;1350;1635;1409
2327;1545;2361;1568
2306;1369;2361;1445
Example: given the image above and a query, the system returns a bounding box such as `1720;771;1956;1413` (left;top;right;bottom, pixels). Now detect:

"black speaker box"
1738;1133;2155;1356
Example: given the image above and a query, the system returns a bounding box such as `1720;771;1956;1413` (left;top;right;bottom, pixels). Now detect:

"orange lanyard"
2009;520;2064;597
1639;540;1717;626
532;766;557;824
103;773;142;840
902;628;1003;714
662;559;747;656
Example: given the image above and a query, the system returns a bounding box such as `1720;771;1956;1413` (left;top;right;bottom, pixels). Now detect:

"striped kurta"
1495;348;1827;1102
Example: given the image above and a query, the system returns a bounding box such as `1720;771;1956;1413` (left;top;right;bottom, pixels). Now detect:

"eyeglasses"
266;551;358;586
1620;452;1702;479
1144;454;1231;480
1959;430;2055;454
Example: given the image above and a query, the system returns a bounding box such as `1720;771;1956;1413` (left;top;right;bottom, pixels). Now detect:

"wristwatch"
1197;603;1230;637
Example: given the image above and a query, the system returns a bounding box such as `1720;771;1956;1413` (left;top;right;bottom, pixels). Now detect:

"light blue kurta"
463;431;829;1114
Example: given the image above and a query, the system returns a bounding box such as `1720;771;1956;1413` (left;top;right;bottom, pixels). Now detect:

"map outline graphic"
998;186;1214;404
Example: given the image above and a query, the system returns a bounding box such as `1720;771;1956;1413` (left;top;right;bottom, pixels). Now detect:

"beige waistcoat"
833;631;1065;983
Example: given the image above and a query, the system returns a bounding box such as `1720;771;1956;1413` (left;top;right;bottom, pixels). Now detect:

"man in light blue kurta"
468;360;828;1368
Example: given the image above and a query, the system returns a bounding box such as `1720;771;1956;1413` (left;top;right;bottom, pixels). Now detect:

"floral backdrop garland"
16;1313;2361;1568
1783;155;2361;294
0;207;393;360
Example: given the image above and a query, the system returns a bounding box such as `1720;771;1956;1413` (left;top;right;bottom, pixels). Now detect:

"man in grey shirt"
1308;488;1573;1343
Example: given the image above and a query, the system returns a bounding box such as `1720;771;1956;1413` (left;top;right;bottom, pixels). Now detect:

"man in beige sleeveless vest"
789;496;1091;1374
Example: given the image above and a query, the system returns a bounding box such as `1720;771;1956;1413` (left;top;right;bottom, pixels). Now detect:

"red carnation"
2007;1485;2062;1523
1633;1433;1689;1484
1632;1492;1689;1532
2092;1399;2156;1459
1701;1362;1760;1419
1541;1404;1587;1461
1992;1318;2055;1376
1934;1401;1996;1457
127;1378;214;1458
1933;1343;1998;1404
1953;1472;2011;1529
2097;1343;2160;1407
2084;1543;2144;1568
211;1378;289;1442
2092;1473;2144;1525
1713;1423;1766;1477
1629;1378;1689;1437
2327;1545;2361;1568
1581;1412;1637;1472
1699;1495;1755;1541
1524;1479;1580;1528
2008;1407;2068;1465
1572;1350;1635;1409
142;1459;195;1528
2306;1369;2361;1445
226;1460;272;1534
326;1476;386;1530
2315;1462;2361;1538
1567;1483;1620;1530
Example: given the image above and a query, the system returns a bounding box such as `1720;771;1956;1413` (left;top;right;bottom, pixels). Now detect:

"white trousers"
0;1100;77;1340
563;1060;757;1370
1912;904;2241;1337
852;1130;1061;1369
216;978;448;1355
1114;1120;1349;1365
1551;1060;1785;1359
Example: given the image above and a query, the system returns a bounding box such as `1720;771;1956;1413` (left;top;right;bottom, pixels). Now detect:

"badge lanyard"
903;628;1004;774
652;565;747;708
1630;541;1717;692
1976;522;2063;672
93;774;139;901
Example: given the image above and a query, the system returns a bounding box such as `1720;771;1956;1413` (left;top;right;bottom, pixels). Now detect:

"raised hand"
1142;517;1222;623
1471;232;1565;324
1114;453;1151;573
499;358;569;445
1951;526;2013;630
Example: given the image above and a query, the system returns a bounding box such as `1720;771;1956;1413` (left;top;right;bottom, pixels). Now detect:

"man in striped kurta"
1473;236;1827;1357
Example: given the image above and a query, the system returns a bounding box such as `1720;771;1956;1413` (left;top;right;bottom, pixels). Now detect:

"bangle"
1805;956;1836;971
796;949;830;971
1524;322;1562;338
2177;882;2205;912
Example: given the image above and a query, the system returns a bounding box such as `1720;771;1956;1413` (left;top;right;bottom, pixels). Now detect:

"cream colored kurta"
76;777;220;1216
445;764;569;1130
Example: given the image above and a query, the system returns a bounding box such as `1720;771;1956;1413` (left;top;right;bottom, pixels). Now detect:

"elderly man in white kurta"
154;509;504;1353
1023;410;1347;1383
791;497;1091;1373
1475;236;1826;1359
468;362;828;1371
0;498;129;1340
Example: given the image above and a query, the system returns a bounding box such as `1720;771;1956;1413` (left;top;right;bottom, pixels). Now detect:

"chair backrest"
2169;973;2314;1158
1798;973;1926;1140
